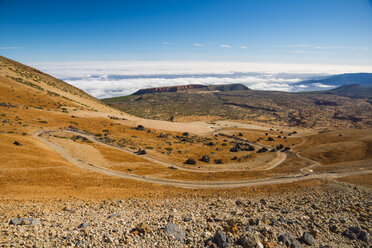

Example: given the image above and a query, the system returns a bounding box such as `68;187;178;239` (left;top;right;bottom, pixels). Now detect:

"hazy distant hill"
324;84;372;98
295;73;372;89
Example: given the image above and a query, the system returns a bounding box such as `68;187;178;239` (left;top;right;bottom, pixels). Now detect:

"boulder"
243;145;255;151
185;159;196;165
136;125;144;130
164;223;186;242
137;149;147;155
257;147;268;153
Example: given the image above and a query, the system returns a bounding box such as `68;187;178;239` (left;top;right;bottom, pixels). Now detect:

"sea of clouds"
31;61;372;99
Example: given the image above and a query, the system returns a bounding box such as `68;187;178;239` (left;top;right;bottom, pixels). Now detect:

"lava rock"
342;226;369;242
200;155;210;163
229;144;242;152
301;232;314;245
13;141;22;146
206;142;216;146
137;149;147;155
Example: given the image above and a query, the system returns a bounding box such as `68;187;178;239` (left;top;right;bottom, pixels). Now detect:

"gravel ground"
0;181;370;248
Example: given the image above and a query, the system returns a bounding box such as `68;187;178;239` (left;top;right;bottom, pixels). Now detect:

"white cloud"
312;83;336;88
292;50;335;55
0;46;23;50
220;44;232;48
32;61;372;99
315;46;368;50
162;41;172;45
239;46;247;49
269;44;313;48
194;43;204;47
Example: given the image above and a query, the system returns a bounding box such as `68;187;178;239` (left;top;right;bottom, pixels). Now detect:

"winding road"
33;130;372;189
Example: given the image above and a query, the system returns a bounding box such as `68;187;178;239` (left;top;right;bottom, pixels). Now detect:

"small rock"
212;229;232;248
278;233;301;248
133;223;151;234
9;217;38;226
262;241;274;248
239;234;263;248
78;222;89;229
108;213;120;219
13;141;22;146
214;159;223;164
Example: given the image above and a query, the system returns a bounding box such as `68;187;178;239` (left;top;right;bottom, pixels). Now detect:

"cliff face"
132;84;208;95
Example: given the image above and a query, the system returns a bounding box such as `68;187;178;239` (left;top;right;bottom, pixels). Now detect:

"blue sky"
1;0;372;65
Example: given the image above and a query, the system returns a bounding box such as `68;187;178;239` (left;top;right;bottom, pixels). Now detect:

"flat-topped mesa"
132;84;208;95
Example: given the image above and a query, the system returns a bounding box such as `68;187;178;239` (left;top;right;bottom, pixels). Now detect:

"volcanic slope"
0;57;371;248
0;56;371;199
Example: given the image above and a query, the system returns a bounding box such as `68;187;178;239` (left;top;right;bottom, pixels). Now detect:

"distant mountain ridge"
132;84;207;95
132;83;250;95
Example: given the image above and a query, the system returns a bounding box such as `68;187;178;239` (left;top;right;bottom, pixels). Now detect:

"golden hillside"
0;56;114;113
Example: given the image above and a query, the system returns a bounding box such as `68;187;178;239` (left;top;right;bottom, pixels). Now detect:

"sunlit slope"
0;56;114;112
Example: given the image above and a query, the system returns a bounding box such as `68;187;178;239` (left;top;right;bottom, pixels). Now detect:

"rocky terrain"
1;180;370;247
103;87;372;128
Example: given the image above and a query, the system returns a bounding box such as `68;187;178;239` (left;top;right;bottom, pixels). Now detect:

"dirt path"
33;131;372;189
